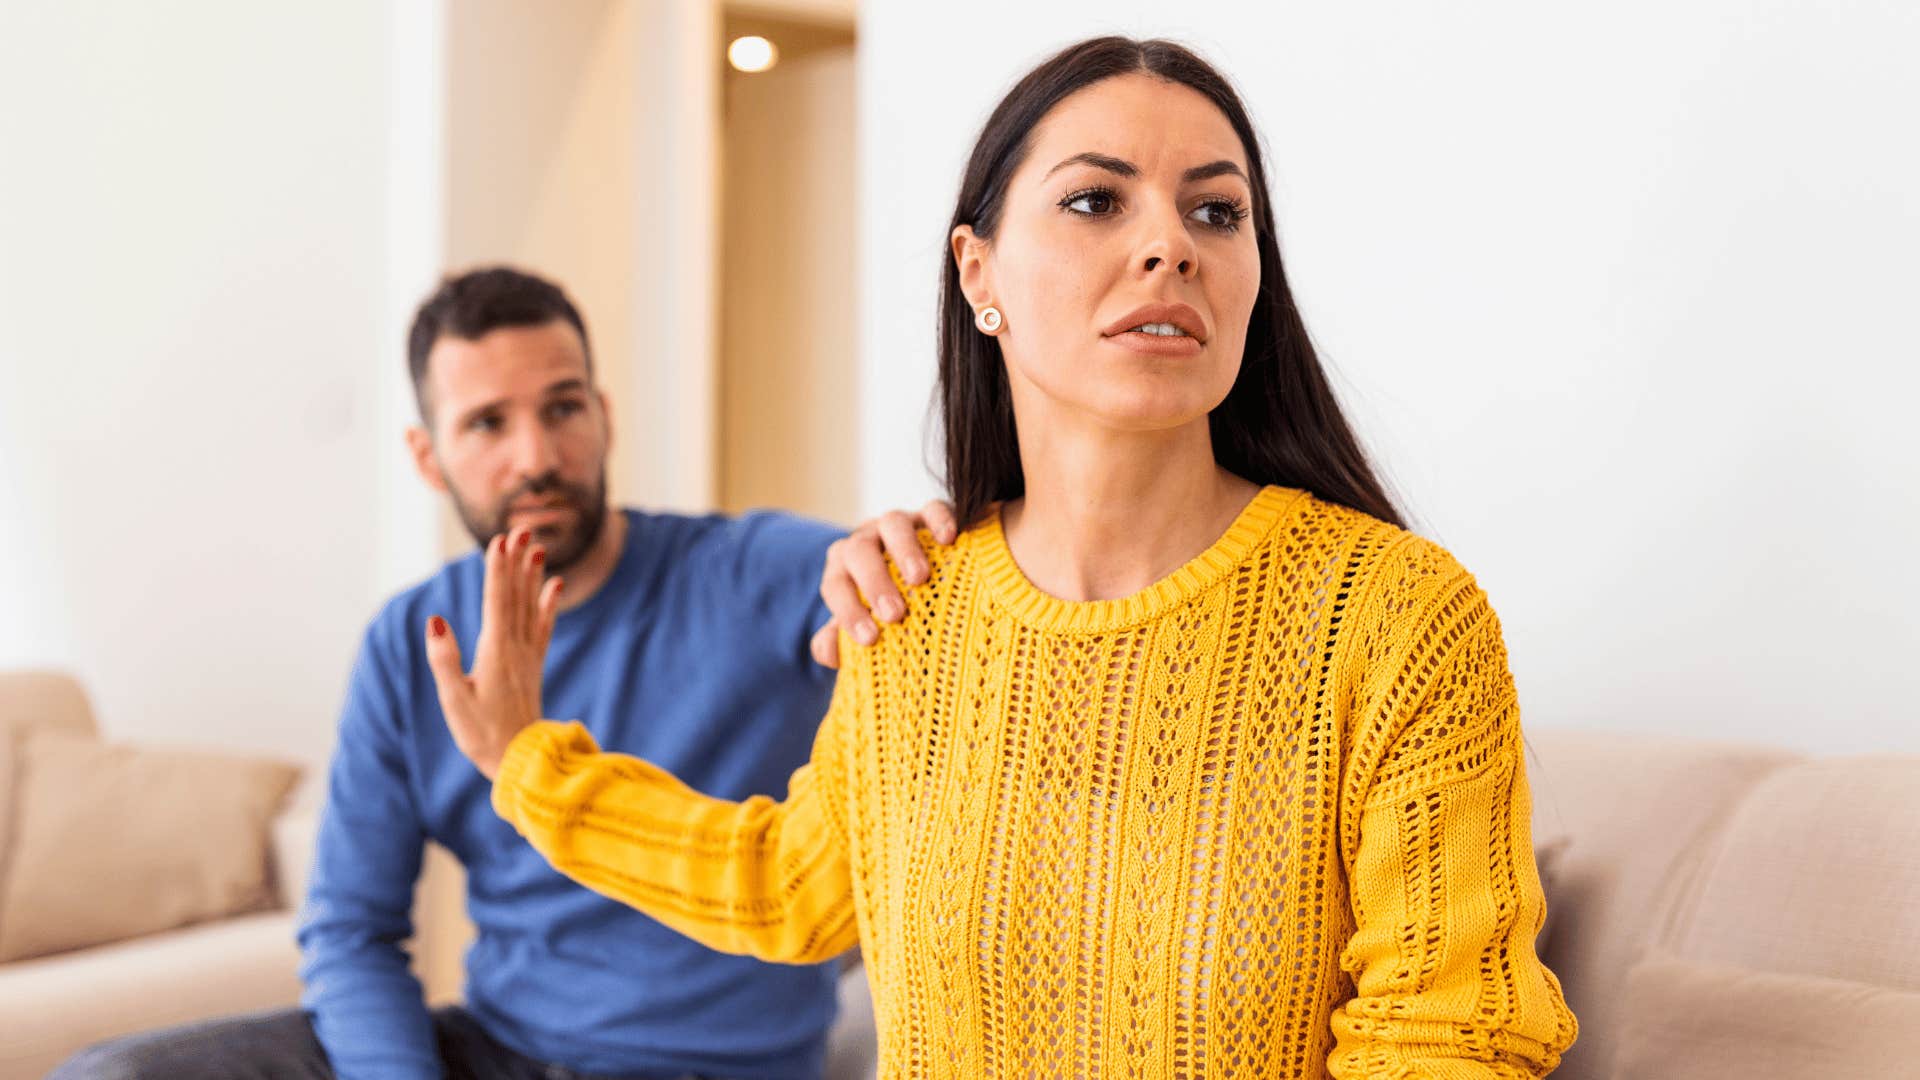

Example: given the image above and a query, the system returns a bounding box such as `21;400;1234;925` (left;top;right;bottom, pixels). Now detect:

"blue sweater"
298;509;844;1079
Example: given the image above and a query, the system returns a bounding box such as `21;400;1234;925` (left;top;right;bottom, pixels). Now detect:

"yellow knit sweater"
493;486;1578;1077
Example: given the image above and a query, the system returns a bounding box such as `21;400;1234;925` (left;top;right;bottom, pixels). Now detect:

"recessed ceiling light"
728;36;778;73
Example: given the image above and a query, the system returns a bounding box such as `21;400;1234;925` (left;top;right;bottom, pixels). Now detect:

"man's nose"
509;420;563;477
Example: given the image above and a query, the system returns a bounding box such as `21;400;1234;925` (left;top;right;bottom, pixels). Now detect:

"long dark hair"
938;36;1405;530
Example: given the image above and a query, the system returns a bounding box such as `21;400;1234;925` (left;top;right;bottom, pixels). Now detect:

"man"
54;267;950;1079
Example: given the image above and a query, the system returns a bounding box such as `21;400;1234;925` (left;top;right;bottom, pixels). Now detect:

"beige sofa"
1523;728;1919;1079
0;671;471;1079
0;672;307;1078
6;664;1912;1078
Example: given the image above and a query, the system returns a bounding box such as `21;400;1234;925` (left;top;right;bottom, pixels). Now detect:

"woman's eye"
1190;201;1241;230
1064;190;1117;216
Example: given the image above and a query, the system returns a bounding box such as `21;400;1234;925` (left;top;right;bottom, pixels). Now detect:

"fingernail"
553;578;565;595
531;549;546;568
875;596;902;621
908;564;929;585
855;621;878;645
429;616;448;638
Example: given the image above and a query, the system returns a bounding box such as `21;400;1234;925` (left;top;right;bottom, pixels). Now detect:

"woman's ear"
951;224;994;308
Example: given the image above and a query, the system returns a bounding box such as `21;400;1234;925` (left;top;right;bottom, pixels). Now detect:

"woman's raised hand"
424;527;565;780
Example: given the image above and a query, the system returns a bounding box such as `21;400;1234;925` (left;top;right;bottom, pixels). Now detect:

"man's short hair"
407;266;592;422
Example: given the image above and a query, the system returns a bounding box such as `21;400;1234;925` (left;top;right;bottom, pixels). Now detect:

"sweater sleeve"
488;661;861;965
1328;555;1578;1078
297;624;441;1080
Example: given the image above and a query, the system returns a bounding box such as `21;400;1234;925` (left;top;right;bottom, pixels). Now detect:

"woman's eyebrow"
1042;152;1247;185
1044;152;1138;180
1182;160;1247;183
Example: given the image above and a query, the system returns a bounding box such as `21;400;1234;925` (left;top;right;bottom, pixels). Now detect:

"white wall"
858;1;1920;753
0;2;728;767
0;2;409;767
442;0;720;521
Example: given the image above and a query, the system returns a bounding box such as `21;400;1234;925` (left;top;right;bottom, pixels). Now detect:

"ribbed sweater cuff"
492;720;583;824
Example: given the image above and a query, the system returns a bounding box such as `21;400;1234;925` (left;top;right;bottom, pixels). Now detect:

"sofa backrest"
1656;754;1920;991
1524;727;1799;1080
0;670;98;742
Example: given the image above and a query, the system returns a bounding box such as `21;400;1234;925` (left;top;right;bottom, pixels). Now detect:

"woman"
428;37;1577;1078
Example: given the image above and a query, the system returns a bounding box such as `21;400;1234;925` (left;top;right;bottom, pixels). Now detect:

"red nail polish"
531;549;546;567
429;616;448;638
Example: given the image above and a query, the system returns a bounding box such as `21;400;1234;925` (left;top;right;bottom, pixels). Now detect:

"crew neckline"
550;508;646;629
974;485;1308;634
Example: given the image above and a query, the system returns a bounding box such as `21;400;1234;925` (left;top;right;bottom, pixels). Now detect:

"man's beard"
447;469;609;576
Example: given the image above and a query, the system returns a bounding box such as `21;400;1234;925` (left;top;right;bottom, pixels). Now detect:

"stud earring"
975;306;1004;335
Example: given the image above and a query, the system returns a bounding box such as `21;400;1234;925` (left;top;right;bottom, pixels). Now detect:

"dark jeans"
48;1006;705;1080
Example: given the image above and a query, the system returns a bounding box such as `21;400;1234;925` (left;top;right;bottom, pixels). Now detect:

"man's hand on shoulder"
811;499;960;669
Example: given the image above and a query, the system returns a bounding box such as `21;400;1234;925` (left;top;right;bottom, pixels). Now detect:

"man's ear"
405;425;449;494
951;224;996;310
596;387;613;450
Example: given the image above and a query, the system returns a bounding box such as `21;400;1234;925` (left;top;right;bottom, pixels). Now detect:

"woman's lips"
1104;330;1204;357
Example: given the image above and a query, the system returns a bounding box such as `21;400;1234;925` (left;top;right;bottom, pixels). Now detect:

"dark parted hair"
938;36;1405;529
407;266;592;422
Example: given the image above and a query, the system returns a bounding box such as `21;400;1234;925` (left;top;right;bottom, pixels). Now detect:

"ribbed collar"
972;485;1308;634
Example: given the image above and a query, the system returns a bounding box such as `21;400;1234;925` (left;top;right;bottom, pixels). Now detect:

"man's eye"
546;400;584;421
469;414;502;433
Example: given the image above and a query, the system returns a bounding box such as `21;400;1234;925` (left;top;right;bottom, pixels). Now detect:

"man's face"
408;320;610;573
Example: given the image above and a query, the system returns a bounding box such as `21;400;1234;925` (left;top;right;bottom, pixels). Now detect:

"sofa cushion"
1661;755;1920;991
0;728;16;944
1532;832;1570;954
0;734;301;961
1612;950;1920;1079
0;910;301;1079
1522;728;1797;1080
0;670;98;742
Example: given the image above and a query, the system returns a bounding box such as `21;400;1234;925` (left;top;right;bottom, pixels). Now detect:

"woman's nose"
1139;209;1198;277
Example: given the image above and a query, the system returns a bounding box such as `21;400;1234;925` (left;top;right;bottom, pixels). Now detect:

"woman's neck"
1000;418;1260;604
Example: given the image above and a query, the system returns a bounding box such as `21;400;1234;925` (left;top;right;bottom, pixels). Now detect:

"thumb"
810;621;841;670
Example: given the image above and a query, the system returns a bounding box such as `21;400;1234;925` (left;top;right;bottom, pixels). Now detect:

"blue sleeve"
712;511;844;689
296;616;441;1080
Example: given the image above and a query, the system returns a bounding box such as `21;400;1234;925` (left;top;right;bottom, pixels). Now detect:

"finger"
920;498;959;545
513;528;538;642
528;546;549;643
876;510;929;587
837;529;905;625
510;529;533;641
423;614;472;715
535;574;564;655
820;567;878;646
810;622;841;669
479;533;506;661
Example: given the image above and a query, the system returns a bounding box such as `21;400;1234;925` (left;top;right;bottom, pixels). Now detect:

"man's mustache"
496;473;593;519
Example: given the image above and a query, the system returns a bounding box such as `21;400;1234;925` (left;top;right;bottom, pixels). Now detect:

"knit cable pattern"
494;486;1577;1077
